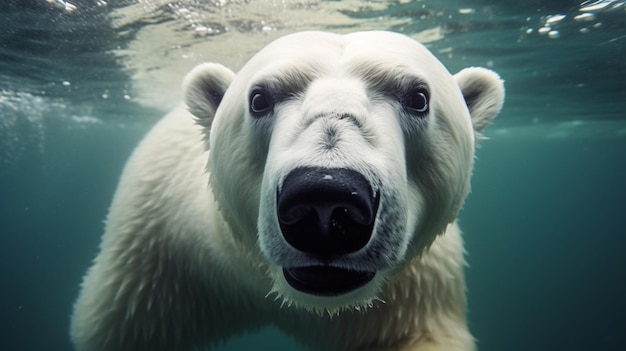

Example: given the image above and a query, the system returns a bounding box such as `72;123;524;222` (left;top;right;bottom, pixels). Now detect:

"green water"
1;1;625;350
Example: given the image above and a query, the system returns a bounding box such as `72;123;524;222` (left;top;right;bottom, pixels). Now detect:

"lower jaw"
283;266;376;297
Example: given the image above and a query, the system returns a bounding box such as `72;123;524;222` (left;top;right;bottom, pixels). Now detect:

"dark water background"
1;0;625;350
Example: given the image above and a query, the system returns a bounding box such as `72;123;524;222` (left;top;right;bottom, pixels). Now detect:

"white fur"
71;31;504;351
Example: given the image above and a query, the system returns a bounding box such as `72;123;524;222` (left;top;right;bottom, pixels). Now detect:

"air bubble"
458;8;475;15
545;14;566;25
538;27;552;34
574;13;596;21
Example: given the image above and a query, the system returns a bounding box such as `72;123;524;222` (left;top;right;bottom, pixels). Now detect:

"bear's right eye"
249;88;273;116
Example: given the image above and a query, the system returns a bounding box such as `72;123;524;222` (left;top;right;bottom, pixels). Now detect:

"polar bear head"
183;31;504;311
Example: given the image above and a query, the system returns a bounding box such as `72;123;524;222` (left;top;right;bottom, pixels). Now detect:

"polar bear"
71;31;504;351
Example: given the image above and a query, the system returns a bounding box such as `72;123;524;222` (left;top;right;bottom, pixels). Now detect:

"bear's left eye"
404;88;429;115
249;88;273;116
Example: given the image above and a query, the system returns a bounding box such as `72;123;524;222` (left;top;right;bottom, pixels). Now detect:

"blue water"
1;1;625;350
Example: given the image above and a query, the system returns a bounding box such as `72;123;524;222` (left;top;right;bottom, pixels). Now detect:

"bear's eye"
404;88;429;115
249;89;273;116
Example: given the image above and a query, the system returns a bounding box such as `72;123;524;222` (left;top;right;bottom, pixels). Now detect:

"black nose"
277;167;378;258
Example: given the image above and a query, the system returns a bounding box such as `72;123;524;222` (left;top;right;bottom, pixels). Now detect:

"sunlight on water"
110;0;417;109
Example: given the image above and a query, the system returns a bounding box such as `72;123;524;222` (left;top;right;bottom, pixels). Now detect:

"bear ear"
183;63;236;127
454;67;505;134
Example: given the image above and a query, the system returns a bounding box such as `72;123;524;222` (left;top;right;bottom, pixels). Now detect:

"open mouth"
283;266;375;296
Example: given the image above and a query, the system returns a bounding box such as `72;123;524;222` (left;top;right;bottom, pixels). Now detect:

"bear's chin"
283;266;376;297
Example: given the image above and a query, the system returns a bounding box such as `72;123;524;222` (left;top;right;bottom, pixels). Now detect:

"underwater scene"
1;0;625;350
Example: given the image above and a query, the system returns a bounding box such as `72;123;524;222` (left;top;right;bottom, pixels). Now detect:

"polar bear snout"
277;167;379;258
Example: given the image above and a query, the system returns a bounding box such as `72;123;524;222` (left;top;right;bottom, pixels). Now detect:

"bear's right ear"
183;63;236;128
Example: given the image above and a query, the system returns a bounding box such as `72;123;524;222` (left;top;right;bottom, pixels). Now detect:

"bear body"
71;31;504;351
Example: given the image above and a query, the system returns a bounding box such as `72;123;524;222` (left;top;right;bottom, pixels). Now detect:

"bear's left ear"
183;63;236;128
454;67;505;134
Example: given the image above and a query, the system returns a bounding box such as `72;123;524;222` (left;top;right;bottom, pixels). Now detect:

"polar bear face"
184;31;504;311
